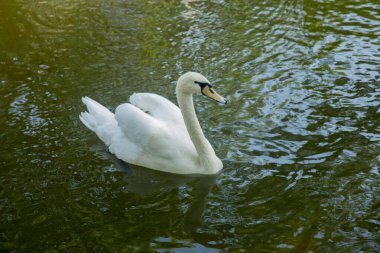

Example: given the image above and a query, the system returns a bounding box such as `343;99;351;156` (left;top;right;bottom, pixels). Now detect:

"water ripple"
1;0;379;252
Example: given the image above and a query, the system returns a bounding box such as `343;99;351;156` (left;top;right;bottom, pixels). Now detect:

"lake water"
1;0;379;252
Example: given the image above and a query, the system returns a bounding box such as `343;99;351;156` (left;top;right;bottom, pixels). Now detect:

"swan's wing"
113;102;198;173
129;93;183;124
114;103;167;147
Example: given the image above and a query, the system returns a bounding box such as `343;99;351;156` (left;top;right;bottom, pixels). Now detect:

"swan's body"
79;72;227;175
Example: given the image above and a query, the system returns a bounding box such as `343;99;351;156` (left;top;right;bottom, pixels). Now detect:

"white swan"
79;72;227;175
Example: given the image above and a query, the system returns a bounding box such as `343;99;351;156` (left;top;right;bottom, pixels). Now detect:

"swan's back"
129;93;183;124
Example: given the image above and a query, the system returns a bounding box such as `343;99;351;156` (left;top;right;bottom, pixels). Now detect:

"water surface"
1;0;379;252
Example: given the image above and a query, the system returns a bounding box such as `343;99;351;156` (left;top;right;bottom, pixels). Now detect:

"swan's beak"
201;85;228;104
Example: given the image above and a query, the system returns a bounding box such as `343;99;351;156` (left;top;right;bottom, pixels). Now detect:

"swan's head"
177;72;228;104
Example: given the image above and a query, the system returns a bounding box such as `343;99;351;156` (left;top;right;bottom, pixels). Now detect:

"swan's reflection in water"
107;152;217;234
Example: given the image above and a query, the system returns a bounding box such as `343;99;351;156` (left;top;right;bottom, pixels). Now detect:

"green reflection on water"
1;0;379;252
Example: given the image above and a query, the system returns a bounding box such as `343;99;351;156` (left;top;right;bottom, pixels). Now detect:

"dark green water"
1;0;379;252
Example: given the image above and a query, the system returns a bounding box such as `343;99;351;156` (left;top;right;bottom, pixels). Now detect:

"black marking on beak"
194;81;213;95
195;81;226;104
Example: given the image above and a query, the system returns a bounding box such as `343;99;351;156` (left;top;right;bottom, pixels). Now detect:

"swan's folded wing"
114;103;187;170
129;93;184;125
114;103;168;145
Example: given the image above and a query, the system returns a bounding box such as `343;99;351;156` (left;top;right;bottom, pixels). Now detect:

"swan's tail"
79;97;116;146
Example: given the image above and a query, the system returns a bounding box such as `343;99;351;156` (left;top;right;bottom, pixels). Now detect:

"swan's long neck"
177;91;216;168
